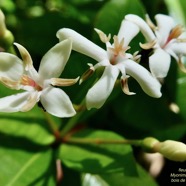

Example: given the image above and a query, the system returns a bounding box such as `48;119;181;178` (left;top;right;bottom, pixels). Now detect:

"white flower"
57;20;162;109
0;39;77;117
125;14;186;78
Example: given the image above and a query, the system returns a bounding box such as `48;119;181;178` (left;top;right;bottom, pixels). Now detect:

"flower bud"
141;137;160;152
0;10;14;50
154;140;186;162
0;9;6;37
0;30;14;48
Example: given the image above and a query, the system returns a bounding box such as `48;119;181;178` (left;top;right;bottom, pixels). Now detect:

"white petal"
0;53;24;81
0;91;34;112
20;91;40;112
168;42;186;56
38;39;72;80
124;59;162;98
149;48;171;78
117;20;140;47
40;86;76;117
125;14;156;42
56;28;107;62
155;14;176;45
86;65;119;109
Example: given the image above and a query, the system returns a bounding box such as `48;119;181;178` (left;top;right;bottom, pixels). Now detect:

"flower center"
108;36;130;65
95;28;130;65
21;75;42;91
162;25;183;48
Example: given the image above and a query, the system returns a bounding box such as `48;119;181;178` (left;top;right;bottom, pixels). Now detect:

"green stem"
7;45;16;55
63;137;142;146
59;77;100;137
43;111;60;139
60;111;84;137
60;99;86;137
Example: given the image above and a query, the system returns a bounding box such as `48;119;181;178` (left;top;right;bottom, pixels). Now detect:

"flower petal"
0;91;34;112
20;91;40;112
154;14;176;45
124;59;162;98
38;39;72;80
40;86;76;117
149;48;171;78
0;53;24;81
56;28;107;62
168;42;186;56
86;65;119;109
125;14;156;42
117;19;140;46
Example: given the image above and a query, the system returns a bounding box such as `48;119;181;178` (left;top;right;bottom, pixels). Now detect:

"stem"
43;111;60;139
56;159;63;185
63;137;142;146
60;111;84;137
60;99;86;137
7;45;16;55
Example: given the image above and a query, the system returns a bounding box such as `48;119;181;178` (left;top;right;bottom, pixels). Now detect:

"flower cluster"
0;13;186;117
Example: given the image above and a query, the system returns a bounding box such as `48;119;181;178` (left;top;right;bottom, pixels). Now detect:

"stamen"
109;36;130;57
121;76;135;95
79;63;95;84
169;102;180;114
145;14;157;31
178;56;186;73
168;25;183;40
94;28;111;43
139;40;156;50
0;77;20;90
51;77;79;86
21;75;42;91
132;51;141;63
177;38;186;42
14;43;34;71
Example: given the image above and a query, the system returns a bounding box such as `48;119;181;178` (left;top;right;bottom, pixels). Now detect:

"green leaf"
153;123;186;141
177;72;186;121
82;164;158;186
97;164;158;186
0;106;55;145
108;61;179;139
58;129;137;174
94;0;145;51
95;0;145;33
61;164;82;186
141;0;168;17
0;133;55;186
165;0;186;24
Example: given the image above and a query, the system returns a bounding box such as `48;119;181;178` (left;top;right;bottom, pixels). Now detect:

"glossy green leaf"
82;164;158;186
101;164;158;186
58;129;137;175
95;0;145;33
0;133;55;186
94;0;145;51
165;0;186;24
0;106;55;145
177;72;186;121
